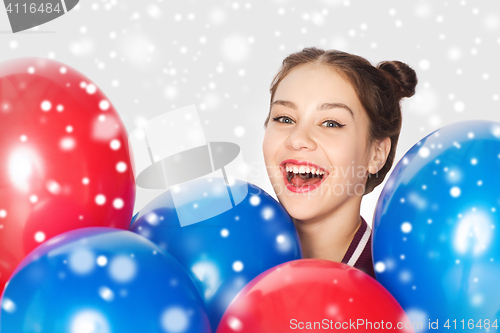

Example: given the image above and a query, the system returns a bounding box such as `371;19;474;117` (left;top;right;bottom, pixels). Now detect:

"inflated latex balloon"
216;259;415;333
0;227;211;333
0;58;135;291
130;178;302;332
373;120;500;328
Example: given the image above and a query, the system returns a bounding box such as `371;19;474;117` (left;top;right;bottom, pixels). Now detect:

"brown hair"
263;47;417;195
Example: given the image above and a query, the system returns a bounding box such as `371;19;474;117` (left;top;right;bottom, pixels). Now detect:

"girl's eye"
322;120;346;128
272;116;295;124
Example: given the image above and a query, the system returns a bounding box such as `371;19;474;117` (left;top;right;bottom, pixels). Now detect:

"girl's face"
263;63;378;222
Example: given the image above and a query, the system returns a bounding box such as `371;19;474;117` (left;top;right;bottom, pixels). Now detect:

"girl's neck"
292;197;362;262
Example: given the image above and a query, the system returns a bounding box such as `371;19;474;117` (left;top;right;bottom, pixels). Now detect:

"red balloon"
0;57;135;291
217;259;415;333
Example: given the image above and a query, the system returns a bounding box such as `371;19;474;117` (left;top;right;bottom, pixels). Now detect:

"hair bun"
378;61;418;99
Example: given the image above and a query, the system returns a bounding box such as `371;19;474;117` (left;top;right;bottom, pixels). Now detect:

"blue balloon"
373;120;500;329
0;227;211;333
130;178;302;332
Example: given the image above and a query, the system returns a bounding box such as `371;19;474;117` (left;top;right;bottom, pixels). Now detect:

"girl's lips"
279;159;329;193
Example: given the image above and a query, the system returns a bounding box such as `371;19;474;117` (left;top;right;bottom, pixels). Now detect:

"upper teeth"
285;164;325;175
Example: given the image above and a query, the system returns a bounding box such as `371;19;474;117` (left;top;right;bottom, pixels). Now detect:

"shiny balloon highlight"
130;178;302;332
216;259;414;333
0;57;135;291
0;227;211;333
373;120;500;328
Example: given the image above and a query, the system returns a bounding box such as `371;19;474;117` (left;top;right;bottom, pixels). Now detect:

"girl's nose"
284;126;317;151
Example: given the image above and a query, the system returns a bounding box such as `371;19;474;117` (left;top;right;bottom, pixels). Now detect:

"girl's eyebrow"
272;100;354;118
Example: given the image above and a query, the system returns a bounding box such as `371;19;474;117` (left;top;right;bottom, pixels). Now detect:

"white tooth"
306;167;310;173
293;166;299;173
320;170;325;175
310;167;316;174
315;169;319;175
299;166;306;174
286;166;290;172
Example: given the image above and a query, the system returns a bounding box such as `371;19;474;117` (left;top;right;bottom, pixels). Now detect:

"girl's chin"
276;197;321;220
284;210;320;223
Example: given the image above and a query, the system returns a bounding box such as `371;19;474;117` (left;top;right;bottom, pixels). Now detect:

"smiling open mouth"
281;161;328;193
286;167;324;186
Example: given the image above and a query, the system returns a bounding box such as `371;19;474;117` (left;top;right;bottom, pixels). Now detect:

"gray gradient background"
1;0;499;226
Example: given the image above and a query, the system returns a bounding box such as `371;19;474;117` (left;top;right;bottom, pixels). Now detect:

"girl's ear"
368;137;391;174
